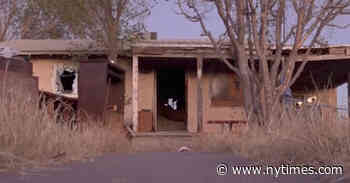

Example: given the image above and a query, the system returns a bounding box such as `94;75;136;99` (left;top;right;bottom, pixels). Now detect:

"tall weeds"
0;74;130;171
199;103;350;168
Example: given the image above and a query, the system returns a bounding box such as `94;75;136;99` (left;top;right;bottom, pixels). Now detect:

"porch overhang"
133;40;350;92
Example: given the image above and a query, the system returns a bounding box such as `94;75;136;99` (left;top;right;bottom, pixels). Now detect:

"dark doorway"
157;69;187;131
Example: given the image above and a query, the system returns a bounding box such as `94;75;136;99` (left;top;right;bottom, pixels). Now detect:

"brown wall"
78;61;108;119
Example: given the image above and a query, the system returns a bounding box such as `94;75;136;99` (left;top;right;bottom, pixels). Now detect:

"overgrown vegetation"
0;77;131;172
198;104;350;170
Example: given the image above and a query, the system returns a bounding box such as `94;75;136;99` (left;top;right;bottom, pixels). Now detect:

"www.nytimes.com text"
216;163;343;178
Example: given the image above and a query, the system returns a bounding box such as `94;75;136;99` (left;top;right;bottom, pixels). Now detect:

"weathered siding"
139;71;154;110
202;72;246;133
176;70;246;133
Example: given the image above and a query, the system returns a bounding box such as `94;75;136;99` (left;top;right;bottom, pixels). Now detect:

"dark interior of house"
60;70;76;93
157;69;187;131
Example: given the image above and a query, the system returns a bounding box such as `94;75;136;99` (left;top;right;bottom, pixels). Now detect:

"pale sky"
146;1;350;113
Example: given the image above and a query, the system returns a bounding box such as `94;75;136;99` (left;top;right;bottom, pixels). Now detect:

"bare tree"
35;0;157;62
177;0;350;125
19;0;69;39
0;0;67;41
0;0;21;41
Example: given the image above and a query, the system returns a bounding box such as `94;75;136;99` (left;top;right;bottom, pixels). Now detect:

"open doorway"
157;69;187;131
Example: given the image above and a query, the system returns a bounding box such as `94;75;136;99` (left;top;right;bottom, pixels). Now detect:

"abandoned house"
0;37;350;136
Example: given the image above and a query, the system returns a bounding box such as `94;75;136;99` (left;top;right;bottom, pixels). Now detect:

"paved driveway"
0;152;330;183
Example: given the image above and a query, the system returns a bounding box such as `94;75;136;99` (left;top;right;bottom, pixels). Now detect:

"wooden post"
153;70;158;131
132;56;139;132
197;56;203;132
348;73;350;118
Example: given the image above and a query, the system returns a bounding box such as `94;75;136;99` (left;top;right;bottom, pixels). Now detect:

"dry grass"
0;77;131;172
198;105;350;170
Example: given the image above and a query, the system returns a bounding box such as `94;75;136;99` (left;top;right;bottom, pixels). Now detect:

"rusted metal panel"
78;60;108;119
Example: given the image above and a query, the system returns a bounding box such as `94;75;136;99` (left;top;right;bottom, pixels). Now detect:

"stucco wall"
202;72;246;133
183;71;246;133
31;59;79;98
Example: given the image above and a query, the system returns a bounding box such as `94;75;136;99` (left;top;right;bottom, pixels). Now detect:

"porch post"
348;73;350;118
197;56;203;132
132;55;139;132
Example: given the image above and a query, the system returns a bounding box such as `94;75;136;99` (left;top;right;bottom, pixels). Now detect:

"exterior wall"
31;59;79;98
114;59;133;125
294;88;337;107
202;72;246;133
186;70;246;133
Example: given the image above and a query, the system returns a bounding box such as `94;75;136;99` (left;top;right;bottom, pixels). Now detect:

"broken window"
54;65;78;95
60;70;76;93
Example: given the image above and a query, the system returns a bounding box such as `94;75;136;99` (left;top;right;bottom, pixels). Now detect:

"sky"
146;1;350;113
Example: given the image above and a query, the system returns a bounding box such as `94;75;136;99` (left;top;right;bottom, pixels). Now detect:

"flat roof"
0;39;106;55
1;39;350;60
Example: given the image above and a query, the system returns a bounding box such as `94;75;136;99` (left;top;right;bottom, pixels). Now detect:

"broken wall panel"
31;59;79;97
54;65;78;97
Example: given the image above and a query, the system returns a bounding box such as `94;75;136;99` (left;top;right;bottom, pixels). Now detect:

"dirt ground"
0;152;333;183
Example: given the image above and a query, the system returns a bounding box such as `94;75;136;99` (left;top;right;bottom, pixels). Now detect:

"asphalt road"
0;152;332;183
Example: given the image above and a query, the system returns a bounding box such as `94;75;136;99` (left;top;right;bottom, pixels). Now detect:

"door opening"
157;69;187;131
